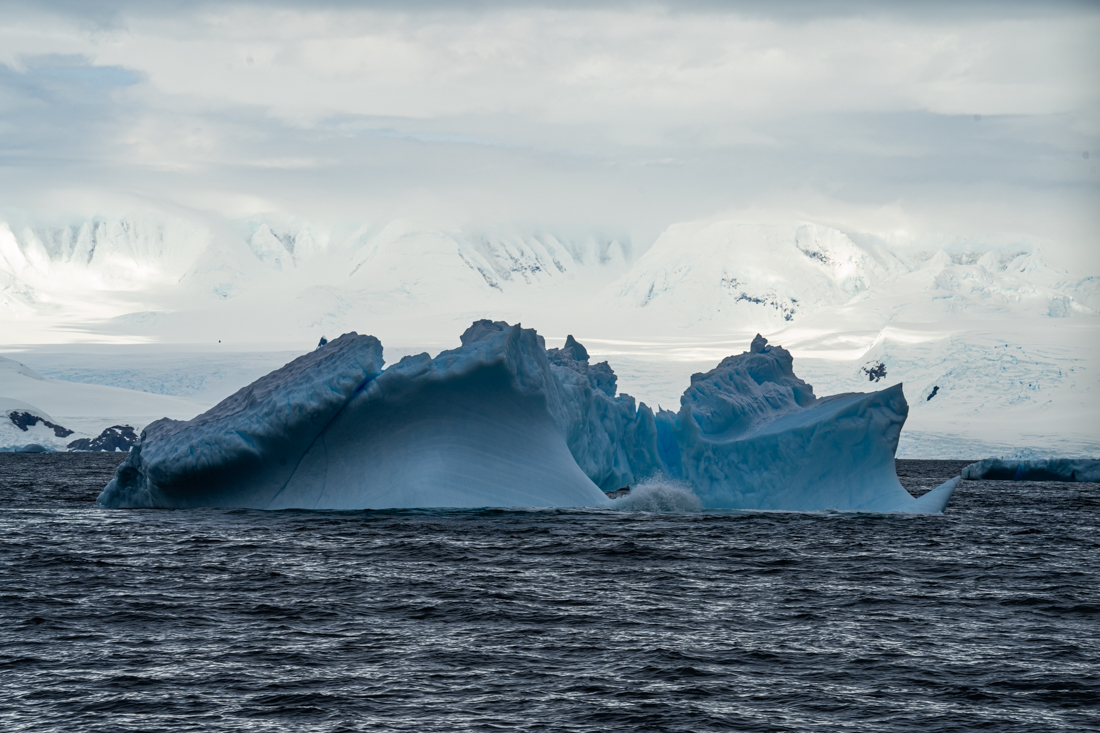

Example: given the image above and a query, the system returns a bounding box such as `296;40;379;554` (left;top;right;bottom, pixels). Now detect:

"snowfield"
1;355;206;451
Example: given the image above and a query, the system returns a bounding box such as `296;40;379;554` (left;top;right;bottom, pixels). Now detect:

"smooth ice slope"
100;322;954;513
962;458;1100;482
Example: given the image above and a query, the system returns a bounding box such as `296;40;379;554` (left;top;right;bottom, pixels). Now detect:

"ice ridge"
100;332;385;508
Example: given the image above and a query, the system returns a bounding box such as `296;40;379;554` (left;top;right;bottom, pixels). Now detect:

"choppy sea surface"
1;455;1097;732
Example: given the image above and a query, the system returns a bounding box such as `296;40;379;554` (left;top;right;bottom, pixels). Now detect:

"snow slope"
608;222;905;331
1;214;632;344
0;355;207;449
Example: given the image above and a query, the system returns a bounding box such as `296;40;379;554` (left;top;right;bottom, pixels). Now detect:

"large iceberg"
99;321;957;513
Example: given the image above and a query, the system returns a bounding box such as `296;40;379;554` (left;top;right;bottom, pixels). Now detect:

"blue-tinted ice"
98;321;958;513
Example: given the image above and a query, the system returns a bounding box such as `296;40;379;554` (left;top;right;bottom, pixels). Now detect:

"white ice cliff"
98;322;958;512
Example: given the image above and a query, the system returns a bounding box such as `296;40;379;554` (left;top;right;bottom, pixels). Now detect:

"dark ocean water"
1;454;1097;732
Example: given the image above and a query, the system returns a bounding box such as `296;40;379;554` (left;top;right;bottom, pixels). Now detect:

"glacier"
99;321;957;513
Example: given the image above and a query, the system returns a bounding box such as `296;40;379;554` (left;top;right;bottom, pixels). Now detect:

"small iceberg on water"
98;321;958;513
962;457;1099;482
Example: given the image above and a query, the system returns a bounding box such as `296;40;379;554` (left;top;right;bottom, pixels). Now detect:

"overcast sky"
1;1;1097;256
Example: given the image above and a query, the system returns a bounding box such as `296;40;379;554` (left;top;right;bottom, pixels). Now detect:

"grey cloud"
0;56;144;169
0;0;1095;259
5;0;1097;24
6;54;143;98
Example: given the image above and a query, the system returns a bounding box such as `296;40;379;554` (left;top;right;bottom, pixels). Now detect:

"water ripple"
0;454;1097;732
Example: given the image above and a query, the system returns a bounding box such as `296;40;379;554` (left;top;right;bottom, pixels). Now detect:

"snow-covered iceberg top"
99;321;958;513
962;457;1099;482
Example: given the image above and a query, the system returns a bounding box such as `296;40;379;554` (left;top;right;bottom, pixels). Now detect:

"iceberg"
962;457;1100;482
99;322;958;513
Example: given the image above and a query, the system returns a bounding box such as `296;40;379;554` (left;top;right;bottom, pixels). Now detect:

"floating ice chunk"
962;457;1099;482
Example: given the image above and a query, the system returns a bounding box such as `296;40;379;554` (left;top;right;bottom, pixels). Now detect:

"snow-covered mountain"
1;213;633;343
1;210;1096;457
586;219;1098;458
604;220;1093;333
4;212;1091;342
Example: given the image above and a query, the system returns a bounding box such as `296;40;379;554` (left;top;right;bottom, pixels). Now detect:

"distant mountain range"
2;213;1094;339
1;212;1097;457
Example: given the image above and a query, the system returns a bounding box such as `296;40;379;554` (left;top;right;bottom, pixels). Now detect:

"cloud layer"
1;1;1097;259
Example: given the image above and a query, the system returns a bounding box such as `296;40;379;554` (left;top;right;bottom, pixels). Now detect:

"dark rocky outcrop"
7;411;73;438
861;362;887;382
68;425;139;452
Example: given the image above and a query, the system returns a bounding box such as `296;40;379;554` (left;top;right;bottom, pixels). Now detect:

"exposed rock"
8;411;73;438
68;425;139;452
861;362;887;382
